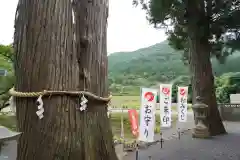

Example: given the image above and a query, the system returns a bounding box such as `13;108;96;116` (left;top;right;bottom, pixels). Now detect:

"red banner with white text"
128;109;139;137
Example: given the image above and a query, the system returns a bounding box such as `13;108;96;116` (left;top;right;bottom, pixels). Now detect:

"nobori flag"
177;86;188;122
138;88;157;142
159;84;172;128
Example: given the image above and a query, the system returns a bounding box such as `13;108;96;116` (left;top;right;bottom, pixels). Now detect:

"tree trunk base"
208;117;227;136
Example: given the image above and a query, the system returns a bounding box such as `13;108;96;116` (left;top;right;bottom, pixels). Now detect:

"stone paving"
0;140;17;160
1;115;240;160
0;126;20;160
124;122;240;160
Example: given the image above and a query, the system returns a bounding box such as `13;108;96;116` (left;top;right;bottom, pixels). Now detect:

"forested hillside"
1;42;240;97
108;41;240;95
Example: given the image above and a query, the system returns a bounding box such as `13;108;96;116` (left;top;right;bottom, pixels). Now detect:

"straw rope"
9;87;112;102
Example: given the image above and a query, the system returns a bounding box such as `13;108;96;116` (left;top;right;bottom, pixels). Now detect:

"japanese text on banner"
159;84;172;128
177;86;188;122
138;88;157;142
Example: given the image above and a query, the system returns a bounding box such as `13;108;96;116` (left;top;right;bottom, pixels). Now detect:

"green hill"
108;41;240;94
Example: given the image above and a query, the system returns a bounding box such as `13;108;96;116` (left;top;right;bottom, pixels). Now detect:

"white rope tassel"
9;96;16;113
80;94;88;111
36;95;44;119
107;106;112;117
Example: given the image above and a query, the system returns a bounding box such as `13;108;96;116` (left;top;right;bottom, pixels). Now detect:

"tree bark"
73;0;118;159
186;0;226;136
188;38;226;136
74;0;109;96
14;0;117;159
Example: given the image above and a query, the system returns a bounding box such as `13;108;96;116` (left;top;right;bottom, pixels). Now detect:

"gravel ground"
124;122;240;160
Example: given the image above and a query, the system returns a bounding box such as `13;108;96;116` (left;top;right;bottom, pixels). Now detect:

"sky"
0;0;167;54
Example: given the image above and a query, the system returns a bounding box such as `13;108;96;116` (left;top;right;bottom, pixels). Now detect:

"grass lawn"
0;113;177;140
0;114;17;131
111;95;192;110
111;96;140;109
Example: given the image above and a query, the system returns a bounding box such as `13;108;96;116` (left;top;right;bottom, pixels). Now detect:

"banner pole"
120;106;125;160
121;106;124;139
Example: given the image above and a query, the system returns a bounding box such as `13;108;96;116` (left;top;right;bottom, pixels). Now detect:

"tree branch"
0;88;12;111
0;90;9;96
0;102;9;111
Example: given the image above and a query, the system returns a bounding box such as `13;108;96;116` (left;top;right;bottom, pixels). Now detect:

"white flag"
177;86;188;122
159;84;172;128
138;88;157;142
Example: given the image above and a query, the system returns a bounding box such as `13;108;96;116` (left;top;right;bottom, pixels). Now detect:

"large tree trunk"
14;0;117;159
73;0;117;159
188;38;226;136
186;0;226;136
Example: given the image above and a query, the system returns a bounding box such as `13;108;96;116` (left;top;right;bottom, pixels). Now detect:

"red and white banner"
177;86;188;122
138;88;157;142
159;84;172;128
128;109;139;137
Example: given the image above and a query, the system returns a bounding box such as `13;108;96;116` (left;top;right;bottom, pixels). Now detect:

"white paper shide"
139;88;157;142
159;84;172;127
36;95;44;119
177;86;188;122
80;95;88;111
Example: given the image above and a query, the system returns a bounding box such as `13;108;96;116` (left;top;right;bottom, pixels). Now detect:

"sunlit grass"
0;114;16;131
111;96;140;108
111;95;192;111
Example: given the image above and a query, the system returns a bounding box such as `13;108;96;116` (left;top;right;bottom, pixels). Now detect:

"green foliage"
1;42;240;106
0;44;14;62
133;0;240;63
108;41;240;95
0;115;16;131
111;96;140;108
1;42;239;102
110;73;240;106
108;41;188;91
0;44;14;109
0;72;15;101
215;72;240;103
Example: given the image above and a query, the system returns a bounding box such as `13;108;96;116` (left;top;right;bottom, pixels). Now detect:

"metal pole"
120;106;125;160
120;106;124;139
178;127;181;140
135;144;139;160
160;132;164;149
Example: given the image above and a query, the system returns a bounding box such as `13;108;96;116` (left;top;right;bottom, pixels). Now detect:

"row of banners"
127;84;188;142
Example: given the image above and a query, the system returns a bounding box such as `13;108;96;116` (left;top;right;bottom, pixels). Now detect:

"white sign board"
230;94;240;104
138;88;157;142
159;84;172;127
177;86;188;122
0;69;7;76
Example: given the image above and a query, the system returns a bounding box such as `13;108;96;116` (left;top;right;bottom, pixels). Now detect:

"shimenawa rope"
9;87;112;102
